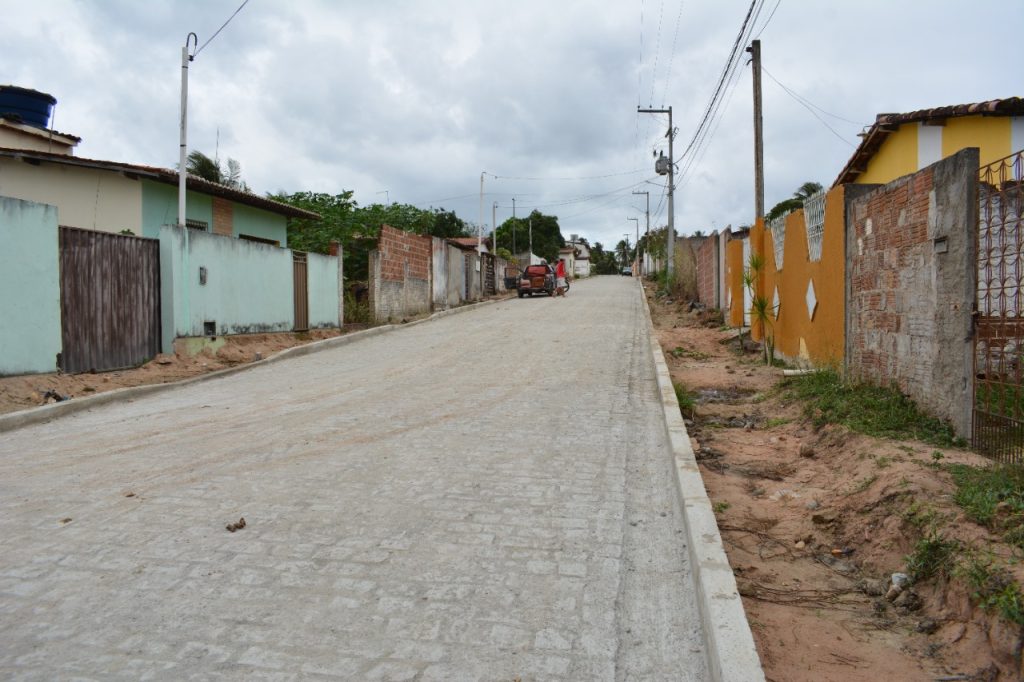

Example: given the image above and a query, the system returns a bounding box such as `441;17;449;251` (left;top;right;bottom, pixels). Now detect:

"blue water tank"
0;86;57;129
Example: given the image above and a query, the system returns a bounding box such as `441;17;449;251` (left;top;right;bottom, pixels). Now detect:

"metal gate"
973;150;1024;463
483;253;496;296
293;251;309;331
58;226;161;373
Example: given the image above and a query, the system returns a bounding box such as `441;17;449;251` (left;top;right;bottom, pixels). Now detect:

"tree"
494;210;565;262
186;150;250;191
766;180;823;222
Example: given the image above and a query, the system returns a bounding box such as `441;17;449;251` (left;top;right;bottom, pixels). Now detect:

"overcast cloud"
4;0;1020;249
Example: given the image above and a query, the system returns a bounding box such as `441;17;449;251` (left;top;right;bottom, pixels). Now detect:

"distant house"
834;97;1024;186
566;234;591;277
0;147;317;244
447;236;491;253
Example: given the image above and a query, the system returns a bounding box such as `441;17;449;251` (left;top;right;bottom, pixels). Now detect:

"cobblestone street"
0;276;707;681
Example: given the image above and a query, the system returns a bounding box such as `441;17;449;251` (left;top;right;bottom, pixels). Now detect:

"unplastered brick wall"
369;224;432;321
695;235;718;307
845;148;978;436
212;197;233;236
379;224;430;282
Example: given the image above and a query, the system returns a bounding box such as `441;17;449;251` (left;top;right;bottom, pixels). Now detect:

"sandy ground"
645;287;1023;682
0;328;363;416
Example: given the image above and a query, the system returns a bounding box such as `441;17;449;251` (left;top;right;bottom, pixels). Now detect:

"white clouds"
2;0;1020;250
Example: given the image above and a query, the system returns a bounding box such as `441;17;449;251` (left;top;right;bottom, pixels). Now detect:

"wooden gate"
974;150;1024;463
58;226;161;373
483;253;496;296
293;251;309;331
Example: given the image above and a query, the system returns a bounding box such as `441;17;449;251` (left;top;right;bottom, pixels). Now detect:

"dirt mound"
647;289;1023;681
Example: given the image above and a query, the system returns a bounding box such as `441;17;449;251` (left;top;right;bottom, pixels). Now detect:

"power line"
660;0;686;107
754;0;781;39
195;0;251;56
647;0;666;106
762;67;859;147
492;168;648;181
762;66;865;126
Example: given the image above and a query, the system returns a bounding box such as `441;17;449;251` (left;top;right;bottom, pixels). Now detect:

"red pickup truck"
518;264;554;297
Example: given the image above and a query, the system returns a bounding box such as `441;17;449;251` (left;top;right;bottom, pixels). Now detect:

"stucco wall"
726;238;745;326
0;158;142;234
159;225;294;349
760;186;847;366
0;196;62;375
143;181;212;238
845;148;978;436
307;251;341;328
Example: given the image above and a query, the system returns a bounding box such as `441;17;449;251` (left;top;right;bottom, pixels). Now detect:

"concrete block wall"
369;225;432;321
845;148;978;436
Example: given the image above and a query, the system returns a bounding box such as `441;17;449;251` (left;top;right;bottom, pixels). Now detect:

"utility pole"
178;33;197;228
638;106;675;278
529;218;533;262
632;190;649;275
478;172;485;254
747;39;764;220
628;218;639;274
492;200;497;254
512;197;516;259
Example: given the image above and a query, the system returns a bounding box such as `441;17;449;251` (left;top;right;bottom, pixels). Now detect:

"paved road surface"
0;276;707;681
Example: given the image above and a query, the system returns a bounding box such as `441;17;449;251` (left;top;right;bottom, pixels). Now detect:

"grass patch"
847;474;878;495
905;533;959;581
781;370;960;447
949;463;1024;550
765;417;791;428
713;501;730;514
958;552;1024;626
674;381;696;418
669;345;710;361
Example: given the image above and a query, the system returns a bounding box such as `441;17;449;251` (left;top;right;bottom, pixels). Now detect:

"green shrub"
906;533;959;581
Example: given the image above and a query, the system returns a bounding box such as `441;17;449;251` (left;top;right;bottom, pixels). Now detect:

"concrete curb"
0;295;512;434
638;282;766;682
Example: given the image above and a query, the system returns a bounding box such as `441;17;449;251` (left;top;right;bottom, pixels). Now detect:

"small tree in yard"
742;252;775;364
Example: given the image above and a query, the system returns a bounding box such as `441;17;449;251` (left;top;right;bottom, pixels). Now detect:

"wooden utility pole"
747;40;764;220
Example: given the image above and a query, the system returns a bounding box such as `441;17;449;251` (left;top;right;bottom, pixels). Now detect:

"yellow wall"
0;158;143;234
857;115;1016;185
761;186;846;366
942;116;1011;168
856;123;918;184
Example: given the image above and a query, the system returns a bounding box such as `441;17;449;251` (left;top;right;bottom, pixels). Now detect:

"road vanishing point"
0;276;727;681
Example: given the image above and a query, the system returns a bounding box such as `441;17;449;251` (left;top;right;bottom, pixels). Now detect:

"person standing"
554;257;567;297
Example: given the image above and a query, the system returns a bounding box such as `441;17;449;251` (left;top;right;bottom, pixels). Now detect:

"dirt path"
645;287;1022;682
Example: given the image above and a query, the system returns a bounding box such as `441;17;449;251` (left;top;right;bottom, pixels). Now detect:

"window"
769;212;788;269
186;218;209;232
803;190;827;262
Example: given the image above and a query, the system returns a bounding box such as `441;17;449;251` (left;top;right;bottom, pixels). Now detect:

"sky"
3;0;1021;251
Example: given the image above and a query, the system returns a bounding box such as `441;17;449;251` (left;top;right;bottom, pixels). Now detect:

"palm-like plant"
185;150;250;191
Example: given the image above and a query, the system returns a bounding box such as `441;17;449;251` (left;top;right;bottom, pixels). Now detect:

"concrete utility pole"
478;172;485;254
492;201;497;254
747;40;764;220
511;197;516;259
638;106;675;278
632;190;649;275
178;33;197;228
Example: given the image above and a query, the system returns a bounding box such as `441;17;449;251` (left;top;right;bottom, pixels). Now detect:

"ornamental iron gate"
973;150;1024;463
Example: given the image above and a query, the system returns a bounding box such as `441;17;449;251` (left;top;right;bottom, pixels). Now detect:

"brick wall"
845;148;978;436
378;224;431;283
695;236;718;306
368;224;432;321
212;197;233;236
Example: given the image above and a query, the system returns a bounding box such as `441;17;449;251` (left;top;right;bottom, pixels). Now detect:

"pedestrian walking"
555;258;567;297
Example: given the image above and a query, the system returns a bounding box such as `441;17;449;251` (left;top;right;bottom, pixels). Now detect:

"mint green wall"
307;252;340;328
233;204;288;247
1;196;61;374
141;181;212;239
159;225;295;349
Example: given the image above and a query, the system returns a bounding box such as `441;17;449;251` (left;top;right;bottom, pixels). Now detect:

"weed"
343;289;372;325
901;500;938;529
875;456;892;469
949;463;1024;526
713;501;730;514
781;370;959;447
906;532;959;581
848;474;878;495
673;381;696;418
958;552;1024;626
765;417;791;429
669;345;710;361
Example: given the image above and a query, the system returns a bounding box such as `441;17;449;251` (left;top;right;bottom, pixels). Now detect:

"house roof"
447;236;489;250
0;146;321;220
834;97;1024;186
0;118;81;144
